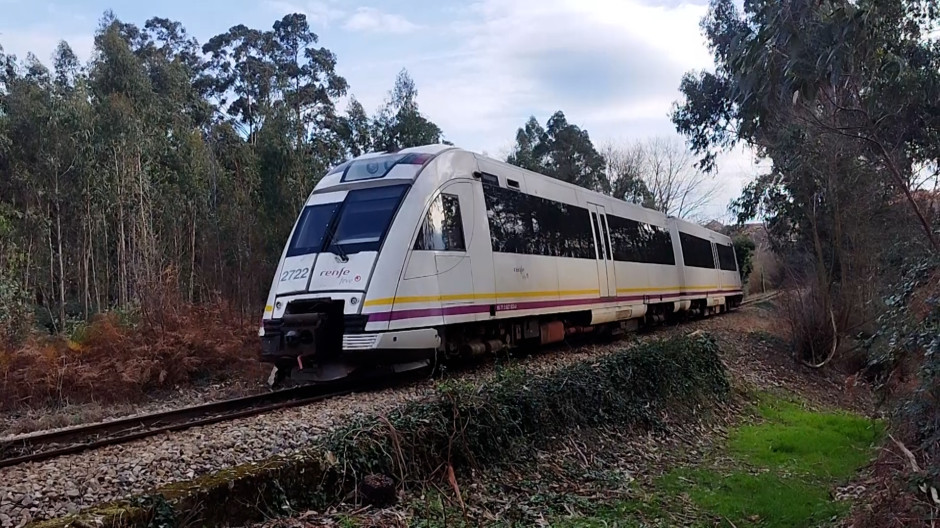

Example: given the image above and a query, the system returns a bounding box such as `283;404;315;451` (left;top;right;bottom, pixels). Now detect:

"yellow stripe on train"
363;286;740;307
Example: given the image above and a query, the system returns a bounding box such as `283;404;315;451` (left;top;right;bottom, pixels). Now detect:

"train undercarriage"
260;295;744;388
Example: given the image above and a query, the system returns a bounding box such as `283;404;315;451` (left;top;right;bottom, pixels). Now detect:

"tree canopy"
672;0;940;252
507;111;635;197
0;13;447;334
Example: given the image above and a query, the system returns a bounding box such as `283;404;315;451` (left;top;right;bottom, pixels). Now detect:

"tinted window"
716;243;737;271
414;193;466;251
606;215;675;265
287;202;341;257
329;185;408;254
590;212;604;259
598;215;613;260
482;183;594;259
680;232;715;269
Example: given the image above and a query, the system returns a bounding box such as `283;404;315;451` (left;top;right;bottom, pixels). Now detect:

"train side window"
481;183;595;259
414;193;467;251
598;214;612;259
605;214;675;265
679;232;715;268
716;243;737;271
590;212;603;259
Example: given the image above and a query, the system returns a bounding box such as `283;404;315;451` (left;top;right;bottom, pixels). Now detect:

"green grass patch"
659;468;847;528
730;396;884;480
542;394;884;528
651;394;883;528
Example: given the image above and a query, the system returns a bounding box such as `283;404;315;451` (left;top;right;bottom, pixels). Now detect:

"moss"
730;396;884;480
24;502;151;528
651;392;884;528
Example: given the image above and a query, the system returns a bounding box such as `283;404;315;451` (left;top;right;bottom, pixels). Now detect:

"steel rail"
0;367;429;470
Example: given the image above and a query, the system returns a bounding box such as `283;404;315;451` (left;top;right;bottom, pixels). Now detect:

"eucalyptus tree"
372;69;444;151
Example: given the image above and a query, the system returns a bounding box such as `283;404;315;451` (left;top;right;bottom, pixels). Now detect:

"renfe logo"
319;268;363;285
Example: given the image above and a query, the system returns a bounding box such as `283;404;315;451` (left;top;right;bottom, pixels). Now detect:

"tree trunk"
876;142;939;253
189;206;196;304
56;189;66;332
47;202;57;333
83;192;91;319
116;147;129;307
91;216;100;314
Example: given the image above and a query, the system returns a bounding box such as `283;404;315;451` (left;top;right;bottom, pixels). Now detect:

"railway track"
0;290;779;470
741;290;779;306
0;378;382;469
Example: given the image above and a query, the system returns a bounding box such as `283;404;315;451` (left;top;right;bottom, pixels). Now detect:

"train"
258;144;743;385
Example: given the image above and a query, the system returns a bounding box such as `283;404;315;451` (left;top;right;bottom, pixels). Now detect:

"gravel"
0;381;439;526
0;305;784;527
1;378;269;439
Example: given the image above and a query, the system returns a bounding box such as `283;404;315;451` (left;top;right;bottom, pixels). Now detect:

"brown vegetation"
0;289;267;413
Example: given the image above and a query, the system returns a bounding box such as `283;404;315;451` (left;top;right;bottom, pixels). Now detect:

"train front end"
258;147;446;385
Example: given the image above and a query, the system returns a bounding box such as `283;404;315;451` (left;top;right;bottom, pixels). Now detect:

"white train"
259;144;743;384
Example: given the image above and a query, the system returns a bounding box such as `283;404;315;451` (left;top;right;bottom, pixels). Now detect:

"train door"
710;241;722;292
421;181;487;312
588;204;616;298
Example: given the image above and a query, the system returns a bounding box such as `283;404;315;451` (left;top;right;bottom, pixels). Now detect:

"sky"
0;0;763;221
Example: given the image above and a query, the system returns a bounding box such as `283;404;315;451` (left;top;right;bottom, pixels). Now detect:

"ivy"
320;334;731;490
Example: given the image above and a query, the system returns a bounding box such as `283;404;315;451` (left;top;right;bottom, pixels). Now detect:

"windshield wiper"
322;218;349;262
329;239;349;262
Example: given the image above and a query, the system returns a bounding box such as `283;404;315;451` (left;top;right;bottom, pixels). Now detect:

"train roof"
317;145;730;242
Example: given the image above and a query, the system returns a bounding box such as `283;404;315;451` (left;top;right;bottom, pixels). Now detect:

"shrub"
867;256;940;486
322;333;731;488
0;300;267;412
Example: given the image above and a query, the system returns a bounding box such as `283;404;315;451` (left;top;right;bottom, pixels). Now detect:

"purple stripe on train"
365;289;742;323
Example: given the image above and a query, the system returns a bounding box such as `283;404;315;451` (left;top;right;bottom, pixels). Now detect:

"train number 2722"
279;268;309;282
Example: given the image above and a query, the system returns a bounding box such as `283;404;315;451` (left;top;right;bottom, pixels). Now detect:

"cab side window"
414;193;466;251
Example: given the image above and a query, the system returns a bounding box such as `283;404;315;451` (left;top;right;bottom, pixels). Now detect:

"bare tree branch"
642;137;720;220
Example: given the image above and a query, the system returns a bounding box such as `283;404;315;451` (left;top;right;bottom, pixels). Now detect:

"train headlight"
275;301;283;310
350;297;359;305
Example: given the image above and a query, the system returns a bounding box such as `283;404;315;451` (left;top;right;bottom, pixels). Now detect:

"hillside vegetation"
671;0;940;523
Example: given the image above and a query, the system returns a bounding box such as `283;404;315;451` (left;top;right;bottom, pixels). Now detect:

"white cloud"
398;0;758;220
409;0;711;147
343;7;421;34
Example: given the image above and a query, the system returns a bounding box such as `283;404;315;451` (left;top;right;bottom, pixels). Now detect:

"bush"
866;256;940;486
0;300;268;411
322;333;731;487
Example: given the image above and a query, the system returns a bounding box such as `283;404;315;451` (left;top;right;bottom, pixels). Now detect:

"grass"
310;386;882;528
297;386;881;528
543;392;883;528
730;395;883;480
659;393;881;528
659;468;847;527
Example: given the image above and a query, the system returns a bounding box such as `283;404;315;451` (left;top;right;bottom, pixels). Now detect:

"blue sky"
0;0;762;221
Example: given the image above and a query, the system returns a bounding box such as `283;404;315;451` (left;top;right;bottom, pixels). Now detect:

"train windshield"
286;185;409;257
329;184;409;253
287;202;340;257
